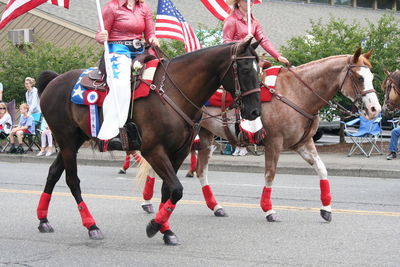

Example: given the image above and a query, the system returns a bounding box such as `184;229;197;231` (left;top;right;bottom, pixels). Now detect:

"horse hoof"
320;209;332;222
38;220;54;233
88;225;104;240
163;230;179;246
185;172;194;178
266;213;279;222
146;219;161;238
214;208;228;217
142;203;155;214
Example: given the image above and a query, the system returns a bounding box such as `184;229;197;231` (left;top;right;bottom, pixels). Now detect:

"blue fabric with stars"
71;67;97;105
108;44;145;58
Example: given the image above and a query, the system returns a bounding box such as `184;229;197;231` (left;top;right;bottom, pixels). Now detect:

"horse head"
339;48;381;119
382;69;400;116
220;38;261;120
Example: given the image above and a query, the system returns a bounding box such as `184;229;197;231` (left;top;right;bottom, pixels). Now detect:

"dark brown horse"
35;39;261;245
137;49;382;223
382;70;400;116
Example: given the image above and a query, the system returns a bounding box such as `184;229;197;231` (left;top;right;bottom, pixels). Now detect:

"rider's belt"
109;40;143;49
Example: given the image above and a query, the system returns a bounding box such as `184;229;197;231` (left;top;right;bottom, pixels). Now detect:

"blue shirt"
18;114;35;133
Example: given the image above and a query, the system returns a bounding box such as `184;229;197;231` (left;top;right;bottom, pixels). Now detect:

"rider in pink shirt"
96;0;160;143
224;0;289;64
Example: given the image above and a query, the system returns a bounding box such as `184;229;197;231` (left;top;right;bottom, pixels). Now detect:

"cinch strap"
320;180;332;206
143;176;156;201
78;201;96;229
37;192;51;219
202;185;218;210
260;186;272;212
154;199;176;225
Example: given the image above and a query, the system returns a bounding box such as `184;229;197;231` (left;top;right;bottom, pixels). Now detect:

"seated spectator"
0;102;12;150
8;103;35;154
36;119;54;157
387;127;400;160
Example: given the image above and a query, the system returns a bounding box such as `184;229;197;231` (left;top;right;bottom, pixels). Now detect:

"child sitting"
8;103;35;154
36;118;54;156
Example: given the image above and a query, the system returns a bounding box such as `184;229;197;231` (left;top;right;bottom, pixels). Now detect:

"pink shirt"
96;0;156;44
223;9;281;60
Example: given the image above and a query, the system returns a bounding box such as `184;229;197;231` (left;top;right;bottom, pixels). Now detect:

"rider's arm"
142;3;156;44
95;4;115;44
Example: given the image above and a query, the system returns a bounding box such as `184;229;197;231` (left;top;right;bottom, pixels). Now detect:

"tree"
0;40;102;104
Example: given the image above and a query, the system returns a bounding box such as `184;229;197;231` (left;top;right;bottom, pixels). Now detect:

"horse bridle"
219;43;260;107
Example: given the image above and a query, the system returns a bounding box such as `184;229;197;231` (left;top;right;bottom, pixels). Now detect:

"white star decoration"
72;86;84;99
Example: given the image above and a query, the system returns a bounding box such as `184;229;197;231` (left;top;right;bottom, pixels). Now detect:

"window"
378;0;393;9
356;0;374;8
335;0;352;6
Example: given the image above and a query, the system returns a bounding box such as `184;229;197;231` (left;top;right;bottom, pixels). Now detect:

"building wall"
0;2;97;49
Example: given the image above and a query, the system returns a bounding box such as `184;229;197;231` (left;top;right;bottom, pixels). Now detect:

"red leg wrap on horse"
122;155;130;170
37;192;51;219
190;153;197;172
202;185;218;210
320;180;332;206
260;187;272;212
133;152;142;164
78;201;96;229
158;203;171;233
143;176;156;200
154;200;176;225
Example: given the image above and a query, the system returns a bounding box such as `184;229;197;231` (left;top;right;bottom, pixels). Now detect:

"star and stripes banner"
156;0;201;53
200;0;262;21
0;0;69;30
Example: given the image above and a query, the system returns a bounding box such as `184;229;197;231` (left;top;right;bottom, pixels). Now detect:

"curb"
1;154;399;179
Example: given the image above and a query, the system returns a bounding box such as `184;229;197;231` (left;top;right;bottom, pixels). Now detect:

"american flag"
200;0;262;21
156;0;201;53
0;0;69;30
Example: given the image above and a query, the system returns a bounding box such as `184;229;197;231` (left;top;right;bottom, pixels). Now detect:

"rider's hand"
149;37;160;47
98;30;108;43
278;56;290;66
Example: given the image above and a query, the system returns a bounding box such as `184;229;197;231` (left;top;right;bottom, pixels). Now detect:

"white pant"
97;53;132;140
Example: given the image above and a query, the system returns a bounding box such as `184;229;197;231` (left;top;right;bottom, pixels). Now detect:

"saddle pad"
260;66;282;102
133;59;160;100
205;89;234;107
71;67;107;107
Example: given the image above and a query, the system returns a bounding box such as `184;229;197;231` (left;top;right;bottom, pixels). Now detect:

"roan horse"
137;48;382;223
382;70;400;116
35;39;261;245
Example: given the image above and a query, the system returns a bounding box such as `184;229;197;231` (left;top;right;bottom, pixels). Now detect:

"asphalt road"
0;162;399;266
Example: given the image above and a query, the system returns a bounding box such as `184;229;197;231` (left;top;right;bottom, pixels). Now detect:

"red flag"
156;0;201;53
0;0;69;30
47;0;69;8
200;0;262;22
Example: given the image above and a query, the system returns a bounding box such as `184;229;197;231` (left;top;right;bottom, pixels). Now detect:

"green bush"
0;40;102;104
280;12;400;120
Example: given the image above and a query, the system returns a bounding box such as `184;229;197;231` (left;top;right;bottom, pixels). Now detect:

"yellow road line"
1;188;399;217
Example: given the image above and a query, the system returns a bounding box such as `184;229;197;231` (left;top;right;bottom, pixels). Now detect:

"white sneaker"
45;151;55;157
36;151;46;157
239;147;248;156
232;147;240;156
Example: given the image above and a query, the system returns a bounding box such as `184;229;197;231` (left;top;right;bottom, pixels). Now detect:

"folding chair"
22;113;42;153
341;114;383;157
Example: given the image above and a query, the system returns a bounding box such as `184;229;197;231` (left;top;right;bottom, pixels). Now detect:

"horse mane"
294;55;348;70
390;70;400;88
37;71;59;96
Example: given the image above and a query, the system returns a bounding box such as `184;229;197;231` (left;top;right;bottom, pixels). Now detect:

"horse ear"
353;48;362;63
237;37;253;53
363;50;373;60
251;38;262;50
384;69;391;76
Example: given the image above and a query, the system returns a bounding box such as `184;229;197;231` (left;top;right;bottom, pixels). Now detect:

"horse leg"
296;139;332;222
141;167;156;214
197;128;226;217
144;148;183;245
261;140;282;222
37;153;65;233
61;138;103;239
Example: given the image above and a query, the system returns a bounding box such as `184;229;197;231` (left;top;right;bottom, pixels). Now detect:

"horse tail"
135;154;153;190
37;71;59;96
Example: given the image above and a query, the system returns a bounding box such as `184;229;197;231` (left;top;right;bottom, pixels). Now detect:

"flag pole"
247;0;251;35
95;0;121;132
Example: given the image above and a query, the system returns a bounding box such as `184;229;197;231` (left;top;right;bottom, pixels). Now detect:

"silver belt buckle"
133;40;142;49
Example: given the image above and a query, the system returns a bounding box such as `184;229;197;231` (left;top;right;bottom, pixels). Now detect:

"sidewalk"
1;145;398;179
